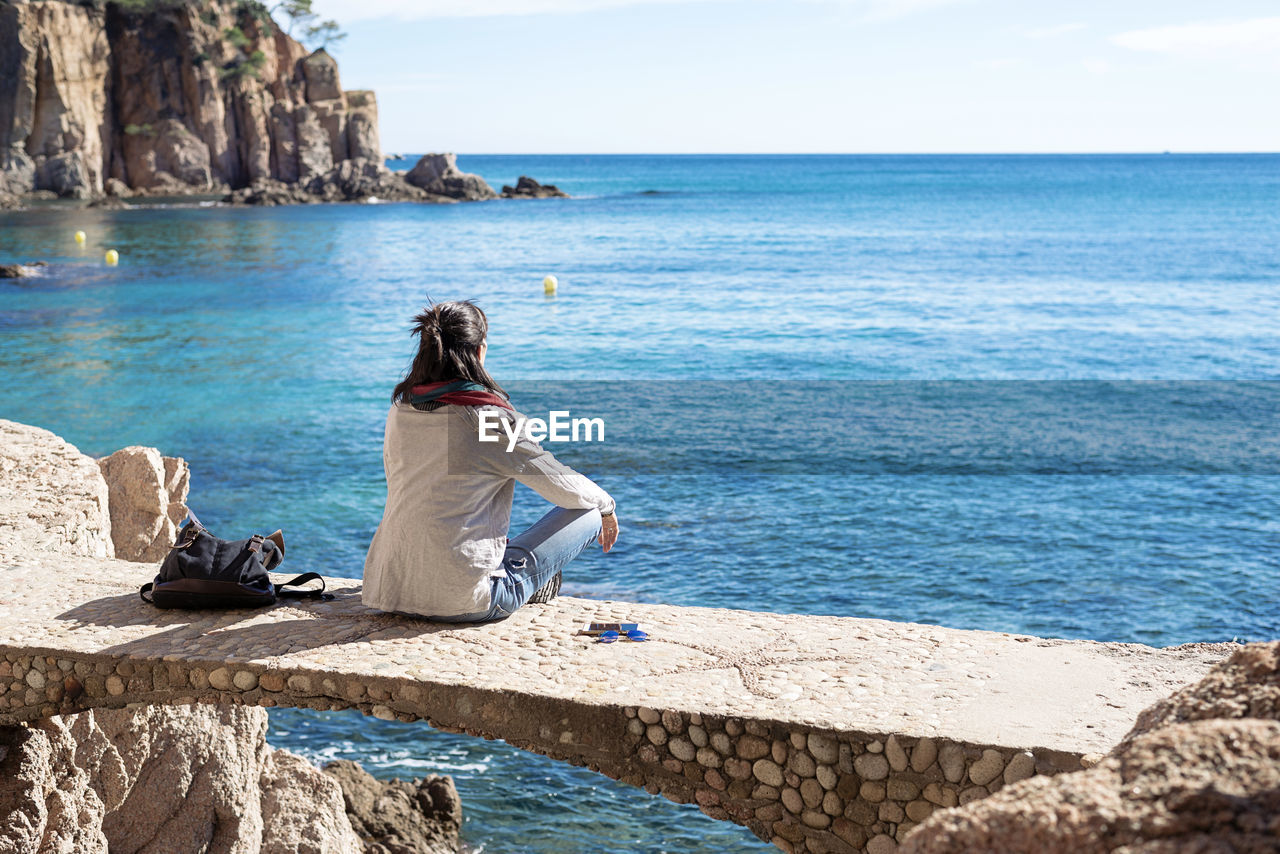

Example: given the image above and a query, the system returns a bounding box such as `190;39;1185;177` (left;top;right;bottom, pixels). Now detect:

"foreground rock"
0;421;113;558
502;175;568;199
405;153;498;201
901;642;1280;854
97;446;189;562
0;704;364;854
324;760;463;854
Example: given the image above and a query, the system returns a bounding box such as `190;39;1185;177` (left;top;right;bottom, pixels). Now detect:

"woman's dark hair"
392;301;506;402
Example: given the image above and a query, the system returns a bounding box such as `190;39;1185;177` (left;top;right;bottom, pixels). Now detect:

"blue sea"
2;154;1278;852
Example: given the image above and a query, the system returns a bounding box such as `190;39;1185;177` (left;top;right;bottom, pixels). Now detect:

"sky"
306;0;1280;153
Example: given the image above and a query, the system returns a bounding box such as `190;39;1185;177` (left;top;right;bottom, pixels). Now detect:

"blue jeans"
432;507;602;623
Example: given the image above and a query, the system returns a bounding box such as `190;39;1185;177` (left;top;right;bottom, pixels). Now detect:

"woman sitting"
363;300;618;622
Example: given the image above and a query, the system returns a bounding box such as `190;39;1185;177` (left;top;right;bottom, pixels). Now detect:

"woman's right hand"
599;513;619;553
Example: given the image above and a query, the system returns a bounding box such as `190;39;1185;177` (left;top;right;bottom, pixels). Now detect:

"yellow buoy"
543;275;558;295
104;249;119;266
74;230;86;245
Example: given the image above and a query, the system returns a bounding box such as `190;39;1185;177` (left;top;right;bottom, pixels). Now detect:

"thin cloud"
973;58;1019;70
314;0;964;23
1081;56;1110;75
1112;16;1280;56
1026;22;1085;39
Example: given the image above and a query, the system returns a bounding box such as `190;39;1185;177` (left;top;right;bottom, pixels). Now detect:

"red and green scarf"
408;380;512;411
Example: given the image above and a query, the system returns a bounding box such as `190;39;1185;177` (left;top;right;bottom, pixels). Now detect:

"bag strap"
274;572;333;601
140;582;154;604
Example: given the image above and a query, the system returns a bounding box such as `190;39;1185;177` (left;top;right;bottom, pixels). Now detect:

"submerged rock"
324;759;463;854
901;641;1280;853
501;175;568;199
405;153;498;201
0;261;47;277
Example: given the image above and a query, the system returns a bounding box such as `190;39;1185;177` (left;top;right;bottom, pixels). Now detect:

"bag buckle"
174;524;200;550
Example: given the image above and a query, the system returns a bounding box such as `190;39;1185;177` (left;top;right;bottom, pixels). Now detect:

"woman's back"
364;402;514;617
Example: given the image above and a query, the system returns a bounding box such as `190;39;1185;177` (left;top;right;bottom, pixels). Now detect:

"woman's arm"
465;407;616;515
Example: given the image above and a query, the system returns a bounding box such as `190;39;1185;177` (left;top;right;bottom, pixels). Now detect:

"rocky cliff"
0;0;381;199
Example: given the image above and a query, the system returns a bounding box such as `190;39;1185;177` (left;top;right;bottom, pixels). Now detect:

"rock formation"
323;760;463;854
502;175;568;199
98;445;189;562
900;642;1280;853
0;420;113;559
405;152;498;201
0;0;388;200
0;704;366;854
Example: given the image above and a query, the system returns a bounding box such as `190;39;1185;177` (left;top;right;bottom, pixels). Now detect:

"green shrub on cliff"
237;1;273;26
109;0;188;11
219;49;266;80
223;25;250;49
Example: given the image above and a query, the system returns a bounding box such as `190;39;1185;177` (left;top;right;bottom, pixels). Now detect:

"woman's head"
392;301;506;402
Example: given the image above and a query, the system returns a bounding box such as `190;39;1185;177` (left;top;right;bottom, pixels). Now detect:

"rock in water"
0;261;47;278
324;759;463;854
306;158;432;203
405;153;498;201
900;641;1279;853
501;175;569;199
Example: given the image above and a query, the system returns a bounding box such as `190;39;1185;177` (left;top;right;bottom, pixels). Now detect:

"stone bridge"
0;421;1228;854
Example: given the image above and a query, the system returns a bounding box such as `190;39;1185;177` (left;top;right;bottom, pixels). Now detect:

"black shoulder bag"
140;512;330;609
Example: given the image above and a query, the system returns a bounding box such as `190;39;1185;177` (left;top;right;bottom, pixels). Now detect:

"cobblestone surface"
0;420;1232;853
